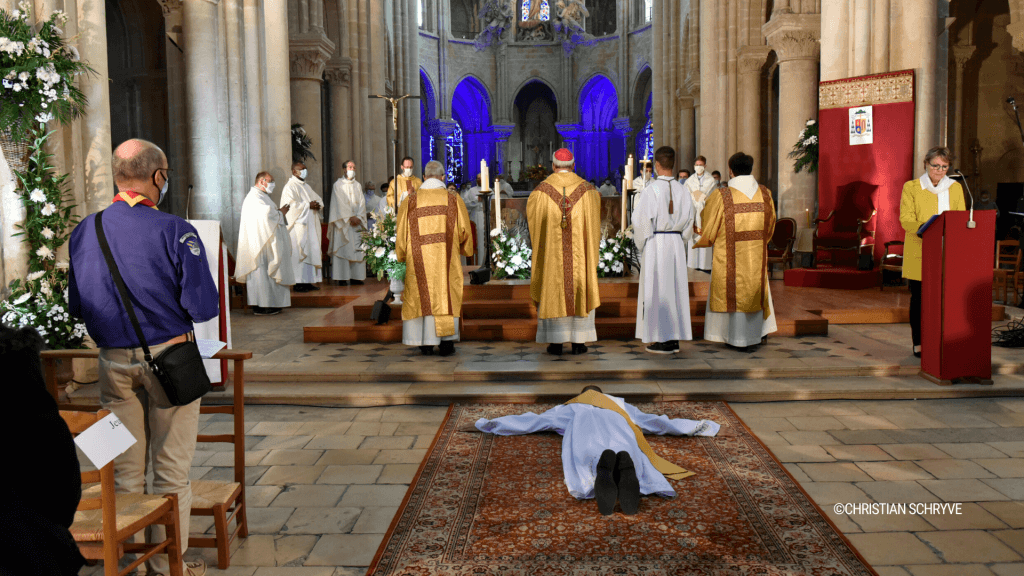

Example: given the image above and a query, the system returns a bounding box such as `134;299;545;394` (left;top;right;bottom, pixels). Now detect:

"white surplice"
475;394;720;500
598;183;617;197
236;186;294;307
702;175;778;347
328;177;367;282
685;173;716;270
279;176;323;283
632;176;695;343
461;185;486;264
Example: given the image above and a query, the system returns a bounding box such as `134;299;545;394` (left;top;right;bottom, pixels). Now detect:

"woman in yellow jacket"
899;147;967;358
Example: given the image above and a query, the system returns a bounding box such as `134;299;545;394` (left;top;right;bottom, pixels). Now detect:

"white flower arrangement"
597;228;635;278
490;229;532;279
360;205;406;281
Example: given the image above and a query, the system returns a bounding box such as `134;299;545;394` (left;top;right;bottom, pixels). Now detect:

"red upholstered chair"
767;217;797;277
813;207;876;267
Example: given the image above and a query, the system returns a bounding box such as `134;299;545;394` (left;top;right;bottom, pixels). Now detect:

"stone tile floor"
79;397;1024;575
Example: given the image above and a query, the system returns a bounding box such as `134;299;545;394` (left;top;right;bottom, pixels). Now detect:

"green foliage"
360;206;406;282
789;119;818;174
490;228;532;279
0;3;94;142
2;125;86;349
291;123;315;163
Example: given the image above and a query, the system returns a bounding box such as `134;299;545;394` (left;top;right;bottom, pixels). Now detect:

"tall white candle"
494;178;502;231
621;177;628;234
480;159;489;191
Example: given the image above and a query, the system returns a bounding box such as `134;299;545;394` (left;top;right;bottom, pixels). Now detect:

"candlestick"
805;208;811;227
494;178;502;231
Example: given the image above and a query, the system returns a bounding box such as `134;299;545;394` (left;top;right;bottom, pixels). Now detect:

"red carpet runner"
367;402;877;576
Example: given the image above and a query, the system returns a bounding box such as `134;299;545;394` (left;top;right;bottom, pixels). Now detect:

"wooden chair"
994;239;1021;303
879;240;905;290
64;409;184;576
813;207;877;267
188;353;251;569
767;217;797;277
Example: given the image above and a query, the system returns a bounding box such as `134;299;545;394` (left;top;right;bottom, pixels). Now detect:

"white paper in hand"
73;413;137;469
197;339;227;359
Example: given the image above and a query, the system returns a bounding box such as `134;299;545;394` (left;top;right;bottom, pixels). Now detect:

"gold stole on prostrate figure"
564;390;695;480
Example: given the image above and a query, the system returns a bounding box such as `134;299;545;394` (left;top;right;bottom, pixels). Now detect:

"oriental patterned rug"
366;402;877;576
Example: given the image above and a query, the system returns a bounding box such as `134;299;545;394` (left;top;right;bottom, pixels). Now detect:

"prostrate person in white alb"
632;146;695;354
684;155;715;273
279;161;324;293
235;171;295;315
471;385;720;516
328;160;367;286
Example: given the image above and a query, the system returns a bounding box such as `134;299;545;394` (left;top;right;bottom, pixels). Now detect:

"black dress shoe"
615;451;640;515
546;343;563;356
309;284;321;291
595;449;618;516
293;284;311;293
438;341;455;357
336;280;349;286
419;346;434;356
351;279;365;285
571;343;588;355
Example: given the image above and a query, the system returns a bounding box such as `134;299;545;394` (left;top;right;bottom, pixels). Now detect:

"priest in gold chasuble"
395;161;474;356
386;156;423;210
526;148;602;355
694;152;778;348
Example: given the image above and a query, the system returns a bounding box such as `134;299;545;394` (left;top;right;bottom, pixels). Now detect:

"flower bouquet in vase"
361;206;407;303
490;227;532;279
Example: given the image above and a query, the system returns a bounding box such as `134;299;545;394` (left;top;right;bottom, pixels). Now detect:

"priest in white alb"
395;161;474;357
235;171;294;315
684;155;715;272
632;146;695;354
461;174;486;264
279;161;324;292
693;152;778;348
327;160;367;285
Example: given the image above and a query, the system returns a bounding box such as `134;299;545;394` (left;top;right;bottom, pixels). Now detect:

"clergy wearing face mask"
67;139;218;576
328;161;367;285
279;162;325;292
386;156;423;210
684;156;715;273
236;172;294;315
899;146;967;358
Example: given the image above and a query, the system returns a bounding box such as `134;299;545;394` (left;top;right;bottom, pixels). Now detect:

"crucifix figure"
369;92;421;195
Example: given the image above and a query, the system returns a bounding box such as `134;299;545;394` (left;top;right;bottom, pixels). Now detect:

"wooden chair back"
996;240;1021;270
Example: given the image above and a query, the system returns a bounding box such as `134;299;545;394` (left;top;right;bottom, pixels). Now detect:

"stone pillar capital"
157;0;182;15
433;119;459;137
951;45;977;69
612;116;632;136
738;45;773;75
289;33;336;80
677;96;695;109
763;13;821;63
555;123;582;139
492;124;515;141
324;59;353;87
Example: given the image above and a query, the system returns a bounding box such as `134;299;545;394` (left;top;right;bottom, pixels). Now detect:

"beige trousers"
99;345;201;574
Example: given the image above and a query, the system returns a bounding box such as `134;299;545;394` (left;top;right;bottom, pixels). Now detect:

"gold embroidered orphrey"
818;69;914;110
407;190;458;336
536;181;590;314
721;185;771;315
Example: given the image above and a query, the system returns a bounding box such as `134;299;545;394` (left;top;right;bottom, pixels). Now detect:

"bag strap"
95;210;154;363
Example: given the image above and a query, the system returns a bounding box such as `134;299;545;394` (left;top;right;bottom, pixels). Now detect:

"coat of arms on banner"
849;106;873;145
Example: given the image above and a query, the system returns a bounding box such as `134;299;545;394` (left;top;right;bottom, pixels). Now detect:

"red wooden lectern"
920;210;996;385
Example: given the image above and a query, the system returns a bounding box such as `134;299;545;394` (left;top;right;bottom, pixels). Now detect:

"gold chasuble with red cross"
526;171;602;319
695;186;776;319
395;185;474;337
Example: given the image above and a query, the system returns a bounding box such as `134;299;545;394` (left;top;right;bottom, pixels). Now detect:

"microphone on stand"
1008;97;1017;106
954;169;976;229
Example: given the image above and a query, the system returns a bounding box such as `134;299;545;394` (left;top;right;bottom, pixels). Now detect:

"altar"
490;195;628;243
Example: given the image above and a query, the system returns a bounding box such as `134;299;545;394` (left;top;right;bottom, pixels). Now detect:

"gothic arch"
420;68;438;121
630;65;652;118
509;77;559;120
451;75;493;132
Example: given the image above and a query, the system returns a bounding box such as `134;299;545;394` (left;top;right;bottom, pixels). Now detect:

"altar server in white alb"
461;174;486;264
632;146;695;354
685;155;715;272
235;171;294;315
328;160;367;285
473;385;720;516
279;161;324;292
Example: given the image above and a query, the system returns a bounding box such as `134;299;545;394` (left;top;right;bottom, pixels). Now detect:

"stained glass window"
522;0;550;22
644;0;653;22
427;135;435;163
639;118;653;160
446;122;464;185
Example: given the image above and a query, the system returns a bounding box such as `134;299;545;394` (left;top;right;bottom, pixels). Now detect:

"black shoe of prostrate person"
439;341;455;357
546;343;563;356
571;343;588;355
615;451;640;515
595;449;618;516
419;346;434;356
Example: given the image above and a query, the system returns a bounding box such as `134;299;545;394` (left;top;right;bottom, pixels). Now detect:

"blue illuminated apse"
451;76;493;186
637;92;653;160
420;69;436;167
577;74;622;183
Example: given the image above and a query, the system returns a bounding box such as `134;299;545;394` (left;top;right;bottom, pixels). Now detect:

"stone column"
764;13;820;225
698;0;721;170
325;61;353;179
289;34;335;197
78;0;113;215
181;0;223;222
222;0;247;244
555;123;582;158
492;124;515;178
243;0;264;177
264;0;292;196
737;46;771;180
871;0;891;74
1009;0;1024;54
892;0;939;168
950;45;976;175
678;97;696;169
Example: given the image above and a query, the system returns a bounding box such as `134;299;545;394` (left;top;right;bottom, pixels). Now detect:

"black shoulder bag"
95;210;212;406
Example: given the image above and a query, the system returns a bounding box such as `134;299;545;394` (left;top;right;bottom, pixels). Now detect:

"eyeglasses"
928;163;949;171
